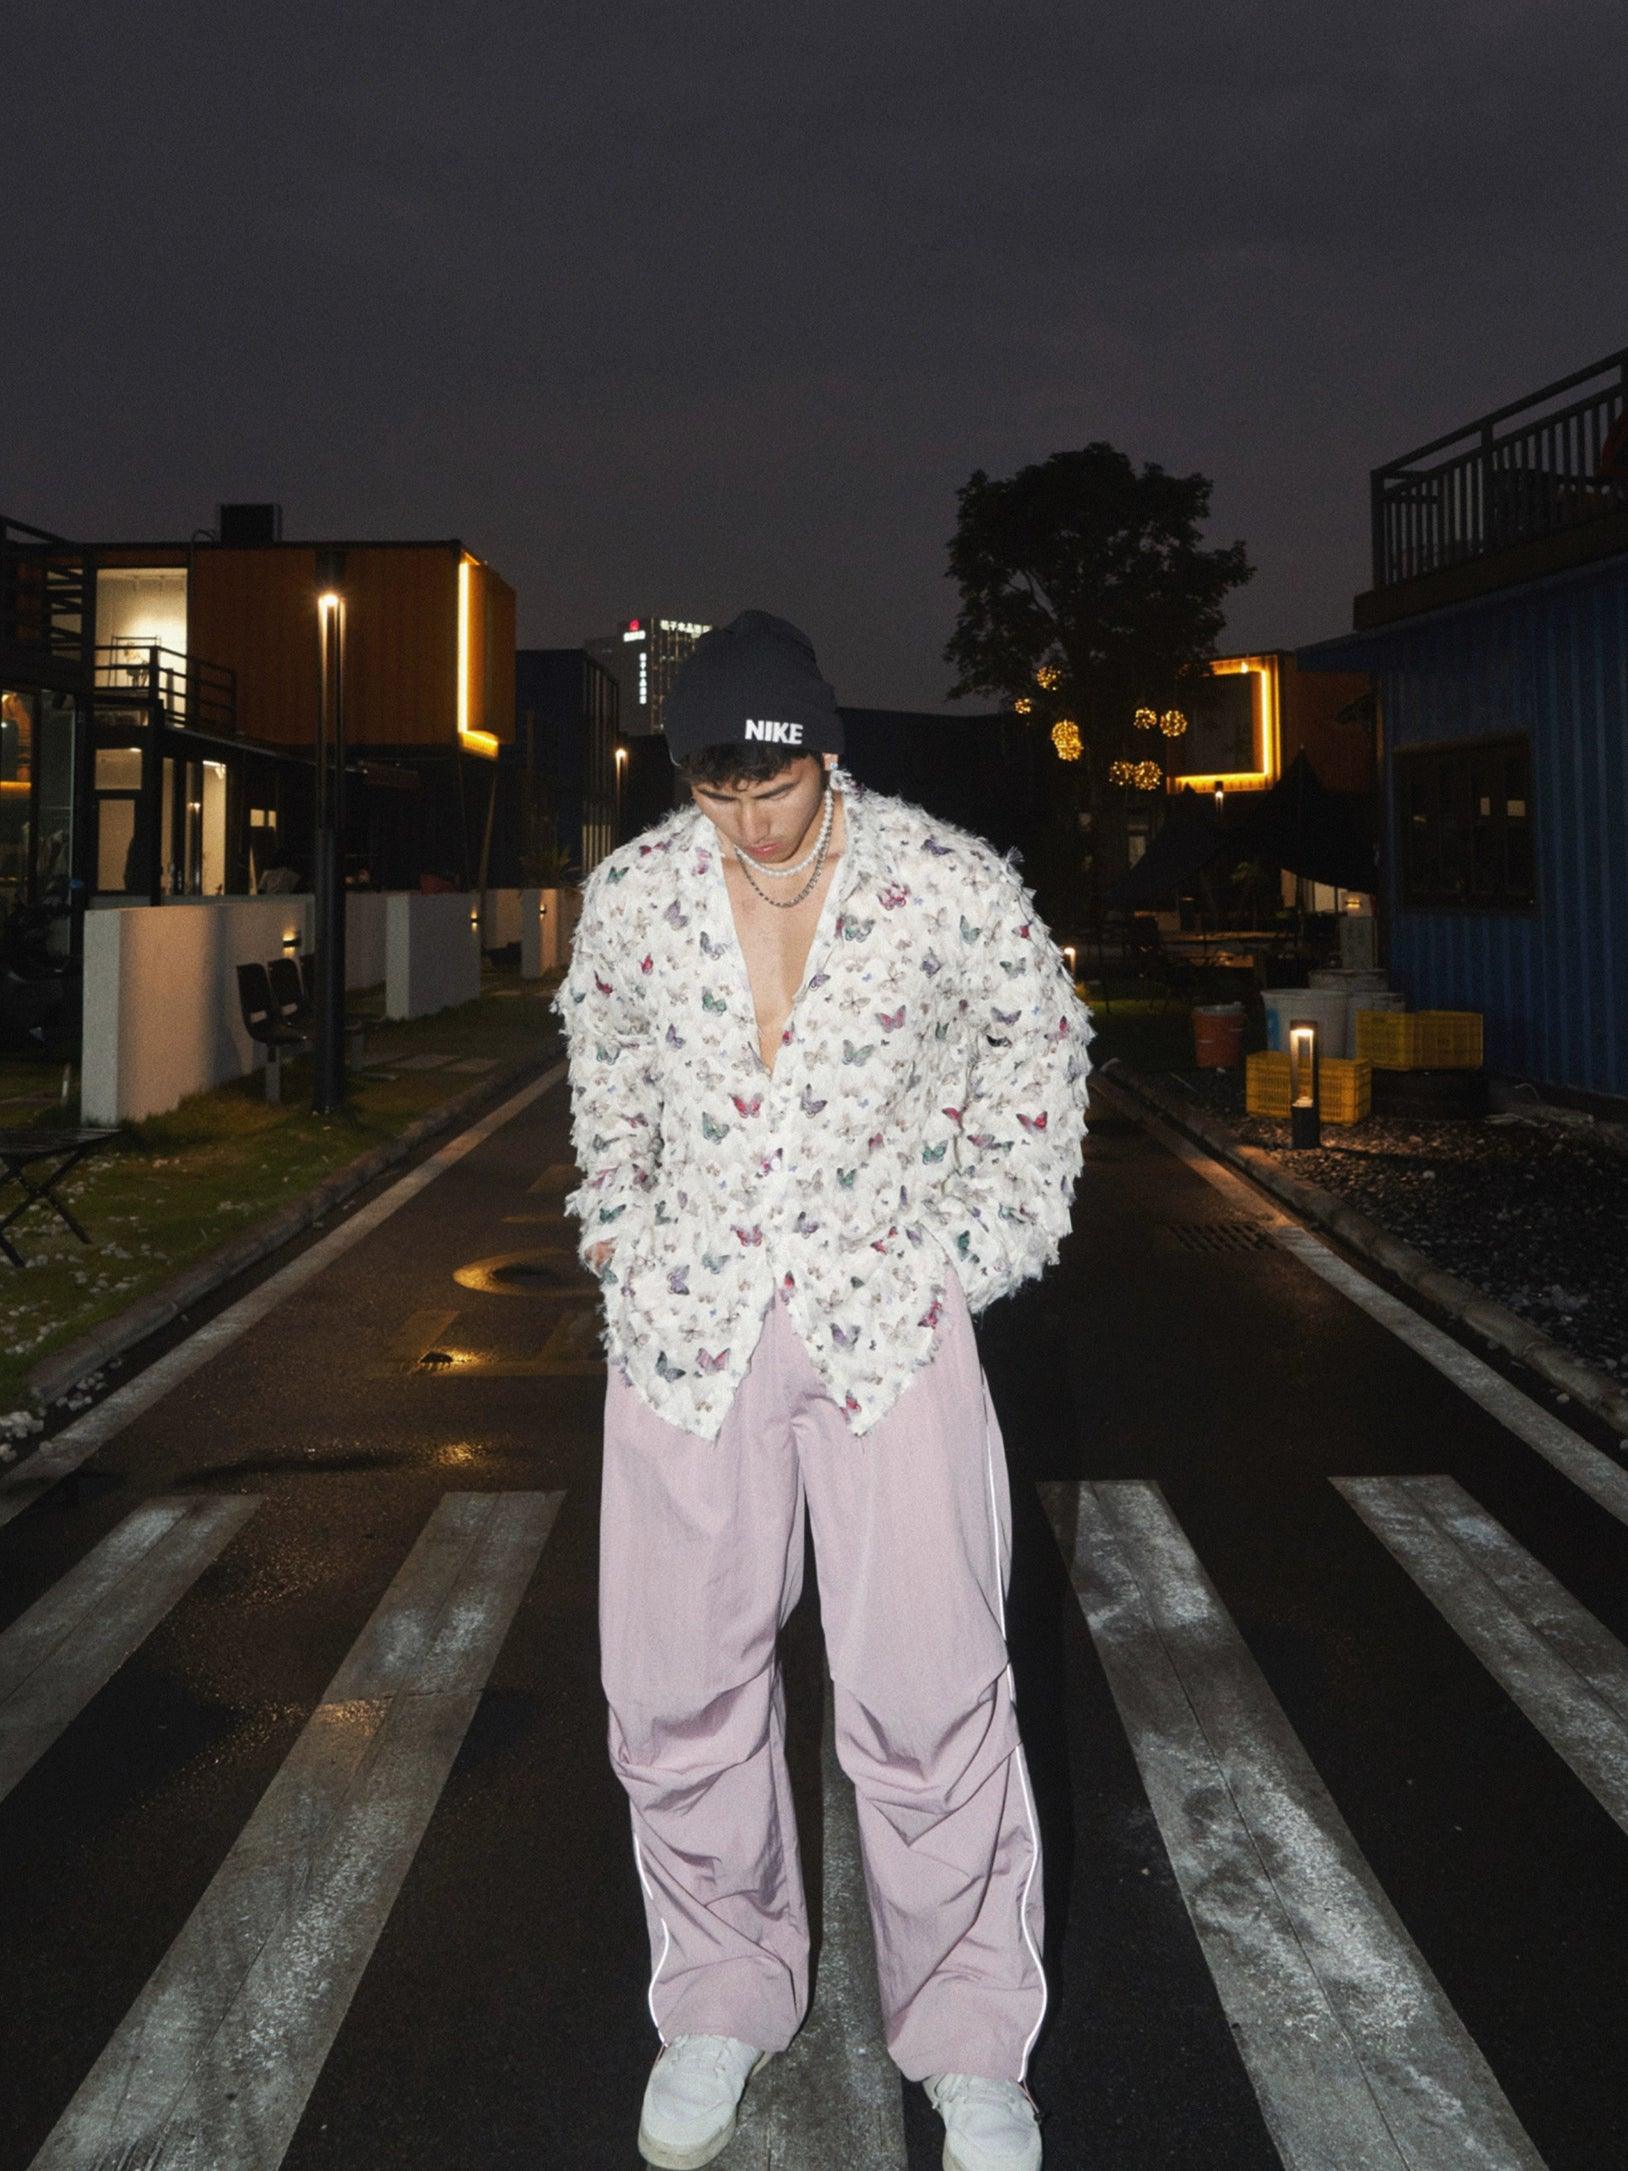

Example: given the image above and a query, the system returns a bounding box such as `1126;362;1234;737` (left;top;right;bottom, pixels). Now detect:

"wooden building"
89;512;517;898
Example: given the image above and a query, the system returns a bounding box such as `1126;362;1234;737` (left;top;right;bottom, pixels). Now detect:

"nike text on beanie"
663;610;844;766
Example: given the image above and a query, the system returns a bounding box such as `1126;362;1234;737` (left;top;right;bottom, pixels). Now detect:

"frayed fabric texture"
555;776;1093;1440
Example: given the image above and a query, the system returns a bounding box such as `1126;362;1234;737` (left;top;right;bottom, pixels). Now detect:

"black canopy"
1105;753;1375;906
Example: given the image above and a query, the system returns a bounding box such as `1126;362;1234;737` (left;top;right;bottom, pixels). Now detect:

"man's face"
689;754;831;865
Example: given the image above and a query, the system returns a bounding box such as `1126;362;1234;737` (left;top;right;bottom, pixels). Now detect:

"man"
556;611;1091;2170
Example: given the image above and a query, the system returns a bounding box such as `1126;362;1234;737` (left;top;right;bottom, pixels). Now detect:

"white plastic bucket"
1263;985;1350;1058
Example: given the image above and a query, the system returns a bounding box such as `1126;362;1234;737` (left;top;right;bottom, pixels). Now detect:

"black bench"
0;1129;120;1267
269;956;368;1064
236;961;312;1104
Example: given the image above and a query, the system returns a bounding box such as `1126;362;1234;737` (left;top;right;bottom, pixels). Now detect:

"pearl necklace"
733;787;836;909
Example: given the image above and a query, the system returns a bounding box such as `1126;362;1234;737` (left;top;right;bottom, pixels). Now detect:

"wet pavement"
3;1056;1627;2168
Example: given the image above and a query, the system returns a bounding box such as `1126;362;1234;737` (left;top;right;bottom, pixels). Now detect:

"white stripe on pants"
598;1275;1047;2082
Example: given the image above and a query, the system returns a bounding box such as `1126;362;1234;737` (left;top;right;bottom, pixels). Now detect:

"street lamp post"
313;551;348;1113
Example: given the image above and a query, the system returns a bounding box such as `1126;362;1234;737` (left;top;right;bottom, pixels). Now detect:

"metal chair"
274;954;367;1064
235;961;310;1104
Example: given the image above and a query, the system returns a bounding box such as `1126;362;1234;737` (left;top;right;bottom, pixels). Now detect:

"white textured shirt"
553;770;1093;1439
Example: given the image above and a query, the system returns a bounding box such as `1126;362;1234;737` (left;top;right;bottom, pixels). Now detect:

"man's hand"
587;1238;617;1275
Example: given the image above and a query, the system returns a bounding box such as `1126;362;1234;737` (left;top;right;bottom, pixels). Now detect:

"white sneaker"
637;2034;771;2168
925;2072;1043;2171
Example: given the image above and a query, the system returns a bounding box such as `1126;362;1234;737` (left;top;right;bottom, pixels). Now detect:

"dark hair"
673;744;828;792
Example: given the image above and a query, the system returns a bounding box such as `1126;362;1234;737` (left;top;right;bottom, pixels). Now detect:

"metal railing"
93;642;237;734
0;514;89;674
1371;348;1628;590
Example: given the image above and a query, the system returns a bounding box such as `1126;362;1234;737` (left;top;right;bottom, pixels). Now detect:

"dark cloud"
11;1;1626;706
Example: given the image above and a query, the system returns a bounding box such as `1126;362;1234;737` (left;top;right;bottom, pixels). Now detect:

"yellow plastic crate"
1354;1010;1420;1067
1319;1057;1372;1123
1246;1049;1371;1123
1245;1050;1291;1116
1416;1011;1484;1068
1354;1008;1483;1070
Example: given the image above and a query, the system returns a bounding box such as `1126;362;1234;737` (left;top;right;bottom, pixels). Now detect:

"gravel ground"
1167;1067;1628;1383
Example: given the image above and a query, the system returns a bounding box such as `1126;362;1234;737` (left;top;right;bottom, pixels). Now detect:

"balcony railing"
0;514;89;680
93;641;237;735
1371;348;1628;591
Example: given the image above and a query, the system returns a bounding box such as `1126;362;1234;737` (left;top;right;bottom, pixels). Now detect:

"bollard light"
1288;1019;1321;1149
1061;944;1076;976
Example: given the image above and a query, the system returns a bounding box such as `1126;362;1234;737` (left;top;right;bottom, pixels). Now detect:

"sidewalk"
0;977;561;1434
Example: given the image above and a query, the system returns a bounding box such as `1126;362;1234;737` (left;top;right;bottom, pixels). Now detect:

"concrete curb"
1097;1056;1628;1440
24;1046;560;1411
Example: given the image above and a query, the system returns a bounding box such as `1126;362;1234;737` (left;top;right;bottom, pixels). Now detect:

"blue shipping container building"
1301;348;1628;1105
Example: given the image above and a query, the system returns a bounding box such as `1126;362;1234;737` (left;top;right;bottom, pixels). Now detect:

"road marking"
1090;1073;1628;1531
0;1495;260;1805
383;1306;460;1367
746;1680;908;2167
30;1490;562;2171
1337;1474;1628;1832
526;1161;577;1196
1278;1230;1628;1530
0;1064;565;1530
1042;1479;1544;2170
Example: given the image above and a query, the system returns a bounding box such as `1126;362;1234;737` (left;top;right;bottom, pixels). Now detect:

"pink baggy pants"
598;1275;1047;2084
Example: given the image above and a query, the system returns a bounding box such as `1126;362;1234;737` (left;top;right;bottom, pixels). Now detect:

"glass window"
33;692;76;899
1;688;35;916
1395;736;1534;910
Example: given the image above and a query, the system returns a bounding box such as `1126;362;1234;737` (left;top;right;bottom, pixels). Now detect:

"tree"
945;444;1253;914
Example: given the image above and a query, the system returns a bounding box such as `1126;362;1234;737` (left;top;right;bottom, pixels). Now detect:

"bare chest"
721;852;843;1073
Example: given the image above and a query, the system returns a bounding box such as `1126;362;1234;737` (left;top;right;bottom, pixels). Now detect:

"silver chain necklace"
733;787;836;909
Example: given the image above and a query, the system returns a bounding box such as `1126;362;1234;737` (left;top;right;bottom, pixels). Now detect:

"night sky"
13;3;1626;709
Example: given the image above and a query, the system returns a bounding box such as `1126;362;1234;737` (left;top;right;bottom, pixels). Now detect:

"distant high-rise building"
586;615;709;738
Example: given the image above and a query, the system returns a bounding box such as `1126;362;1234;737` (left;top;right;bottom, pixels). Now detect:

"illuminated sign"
659;619;709;635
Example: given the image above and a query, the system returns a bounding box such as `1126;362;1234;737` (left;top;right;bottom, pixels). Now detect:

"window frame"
1393;732;1536;913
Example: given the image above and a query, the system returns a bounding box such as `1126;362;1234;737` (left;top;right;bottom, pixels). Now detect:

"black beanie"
663;611;844;766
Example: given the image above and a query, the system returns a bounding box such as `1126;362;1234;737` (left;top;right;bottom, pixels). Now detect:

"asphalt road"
3;1032;1627;2170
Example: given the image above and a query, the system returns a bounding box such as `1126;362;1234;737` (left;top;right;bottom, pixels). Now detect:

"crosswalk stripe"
0;1495;260;1805
30;1490;563;2171
1276;1229;1628;1532
0;1063;565;1530
1337;1474;1628;1833
746;1679;908;2166
1042;1480;1544;2170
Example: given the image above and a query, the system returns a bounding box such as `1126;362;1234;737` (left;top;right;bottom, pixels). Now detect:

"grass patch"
0;975;559;1418
1080;972;1264;1075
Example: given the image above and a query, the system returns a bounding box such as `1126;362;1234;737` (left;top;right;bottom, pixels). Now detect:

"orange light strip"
1167;655;1279;790
457;556;472;740
456;554;498;758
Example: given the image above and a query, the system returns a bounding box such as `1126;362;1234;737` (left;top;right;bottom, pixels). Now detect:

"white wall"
519;887;563;975
345;891;387;990
385;892;482;1019
82;895;314;1125
81;886;552;1124
480;888;522;950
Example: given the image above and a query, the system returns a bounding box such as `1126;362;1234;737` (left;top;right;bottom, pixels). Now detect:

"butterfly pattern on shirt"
554;770;1094;1441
